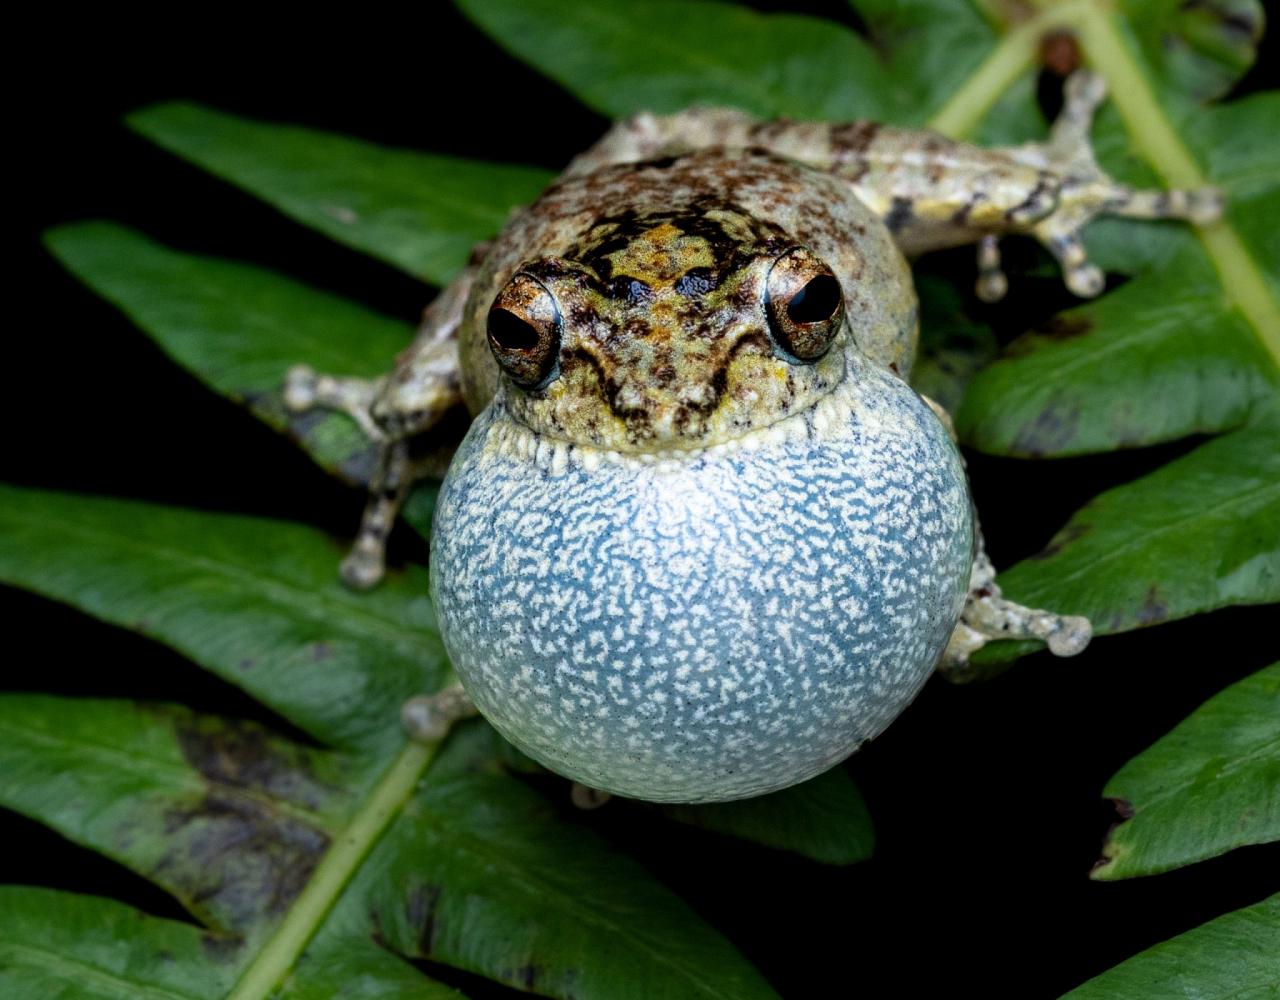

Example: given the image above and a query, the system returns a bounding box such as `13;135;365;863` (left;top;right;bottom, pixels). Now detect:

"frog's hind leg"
1004;70;1222;299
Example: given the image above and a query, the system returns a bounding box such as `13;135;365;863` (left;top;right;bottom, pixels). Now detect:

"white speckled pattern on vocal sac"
430;356;973;802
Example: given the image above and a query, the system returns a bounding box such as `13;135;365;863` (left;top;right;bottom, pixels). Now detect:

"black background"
9;3;1278;997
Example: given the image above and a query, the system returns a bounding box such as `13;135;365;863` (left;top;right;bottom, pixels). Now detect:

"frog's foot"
283;365;385;442
570;783;613;810
1001;70;1223;299
401;686;478;743
939;547;1091;680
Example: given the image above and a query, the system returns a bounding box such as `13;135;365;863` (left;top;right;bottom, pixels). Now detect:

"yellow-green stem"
225;739;436;1000
932;0;1280;371
1074;10;1280;369
929;1;1088;138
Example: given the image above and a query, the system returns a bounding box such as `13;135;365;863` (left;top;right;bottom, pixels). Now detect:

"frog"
283;72;1220;802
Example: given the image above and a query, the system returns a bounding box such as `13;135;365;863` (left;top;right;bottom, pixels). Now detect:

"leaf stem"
225;738;436;1000
928;1;1088;138
934;0;1280;371
1072;9;1280;369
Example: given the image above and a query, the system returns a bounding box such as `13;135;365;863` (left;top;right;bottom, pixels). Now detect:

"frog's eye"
487;274;562;389
764;248;844;362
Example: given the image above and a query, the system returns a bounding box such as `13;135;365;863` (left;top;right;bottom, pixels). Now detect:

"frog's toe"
401;687;477;743
283;364;319;411
570;783;613;810
1045;615;1093;658
339;546;386;590
1110;185;1224;224
1039;229;1106;298
282;364;384;441
941;595;1093;679
1064;261;1106;298
975;235;1009;303
939;548;1092;679
1064;69;1107;115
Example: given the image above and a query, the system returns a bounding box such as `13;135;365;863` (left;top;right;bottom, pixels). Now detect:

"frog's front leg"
283;259;476;588
941;534;1092;680
921;394;1091;677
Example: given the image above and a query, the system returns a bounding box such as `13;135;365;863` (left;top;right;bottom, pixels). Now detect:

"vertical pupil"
488;308;541;351
786;275;841;324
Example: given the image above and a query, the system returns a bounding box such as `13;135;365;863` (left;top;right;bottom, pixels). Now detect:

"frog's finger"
975;234;1009;303
940;547;1093;678
1038;228;1105;298
1107;185;1224;224
1046;69;1108;160
284;365;386;442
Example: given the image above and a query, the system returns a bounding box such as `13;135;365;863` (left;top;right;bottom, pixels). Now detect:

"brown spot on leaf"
1134;585;1169;626
157;789;329;927
407;882;444;955
516;965;540;990
200;932;244;963
1038;314;1093;340
1011;403;1080;457
1003;315;1094;359
1181;0;1264;43
147;714;343;930
1091;798;1135;875
174;714;332;810
1031;522;1090;560
503;962;572;995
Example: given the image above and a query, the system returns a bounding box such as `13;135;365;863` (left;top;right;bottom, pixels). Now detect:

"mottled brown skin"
459;149;916;453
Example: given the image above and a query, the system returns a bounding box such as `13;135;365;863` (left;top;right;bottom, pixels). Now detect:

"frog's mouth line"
488;348;870;469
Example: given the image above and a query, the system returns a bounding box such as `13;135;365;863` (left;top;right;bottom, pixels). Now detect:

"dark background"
9;3;1278;997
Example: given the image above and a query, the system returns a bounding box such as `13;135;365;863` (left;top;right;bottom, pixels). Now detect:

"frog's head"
485;203;853;452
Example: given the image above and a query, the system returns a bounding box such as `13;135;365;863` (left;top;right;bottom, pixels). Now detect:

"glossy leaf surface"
1093;662;1280;880
1064;893;1280;998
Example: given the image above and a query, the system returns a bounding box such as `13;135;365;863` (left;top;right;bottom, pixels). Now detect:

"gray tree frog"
284;72;1220;802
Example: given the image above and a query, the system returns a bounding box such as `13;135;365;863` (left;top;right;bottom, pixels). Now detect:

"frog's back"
458;148;918;414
